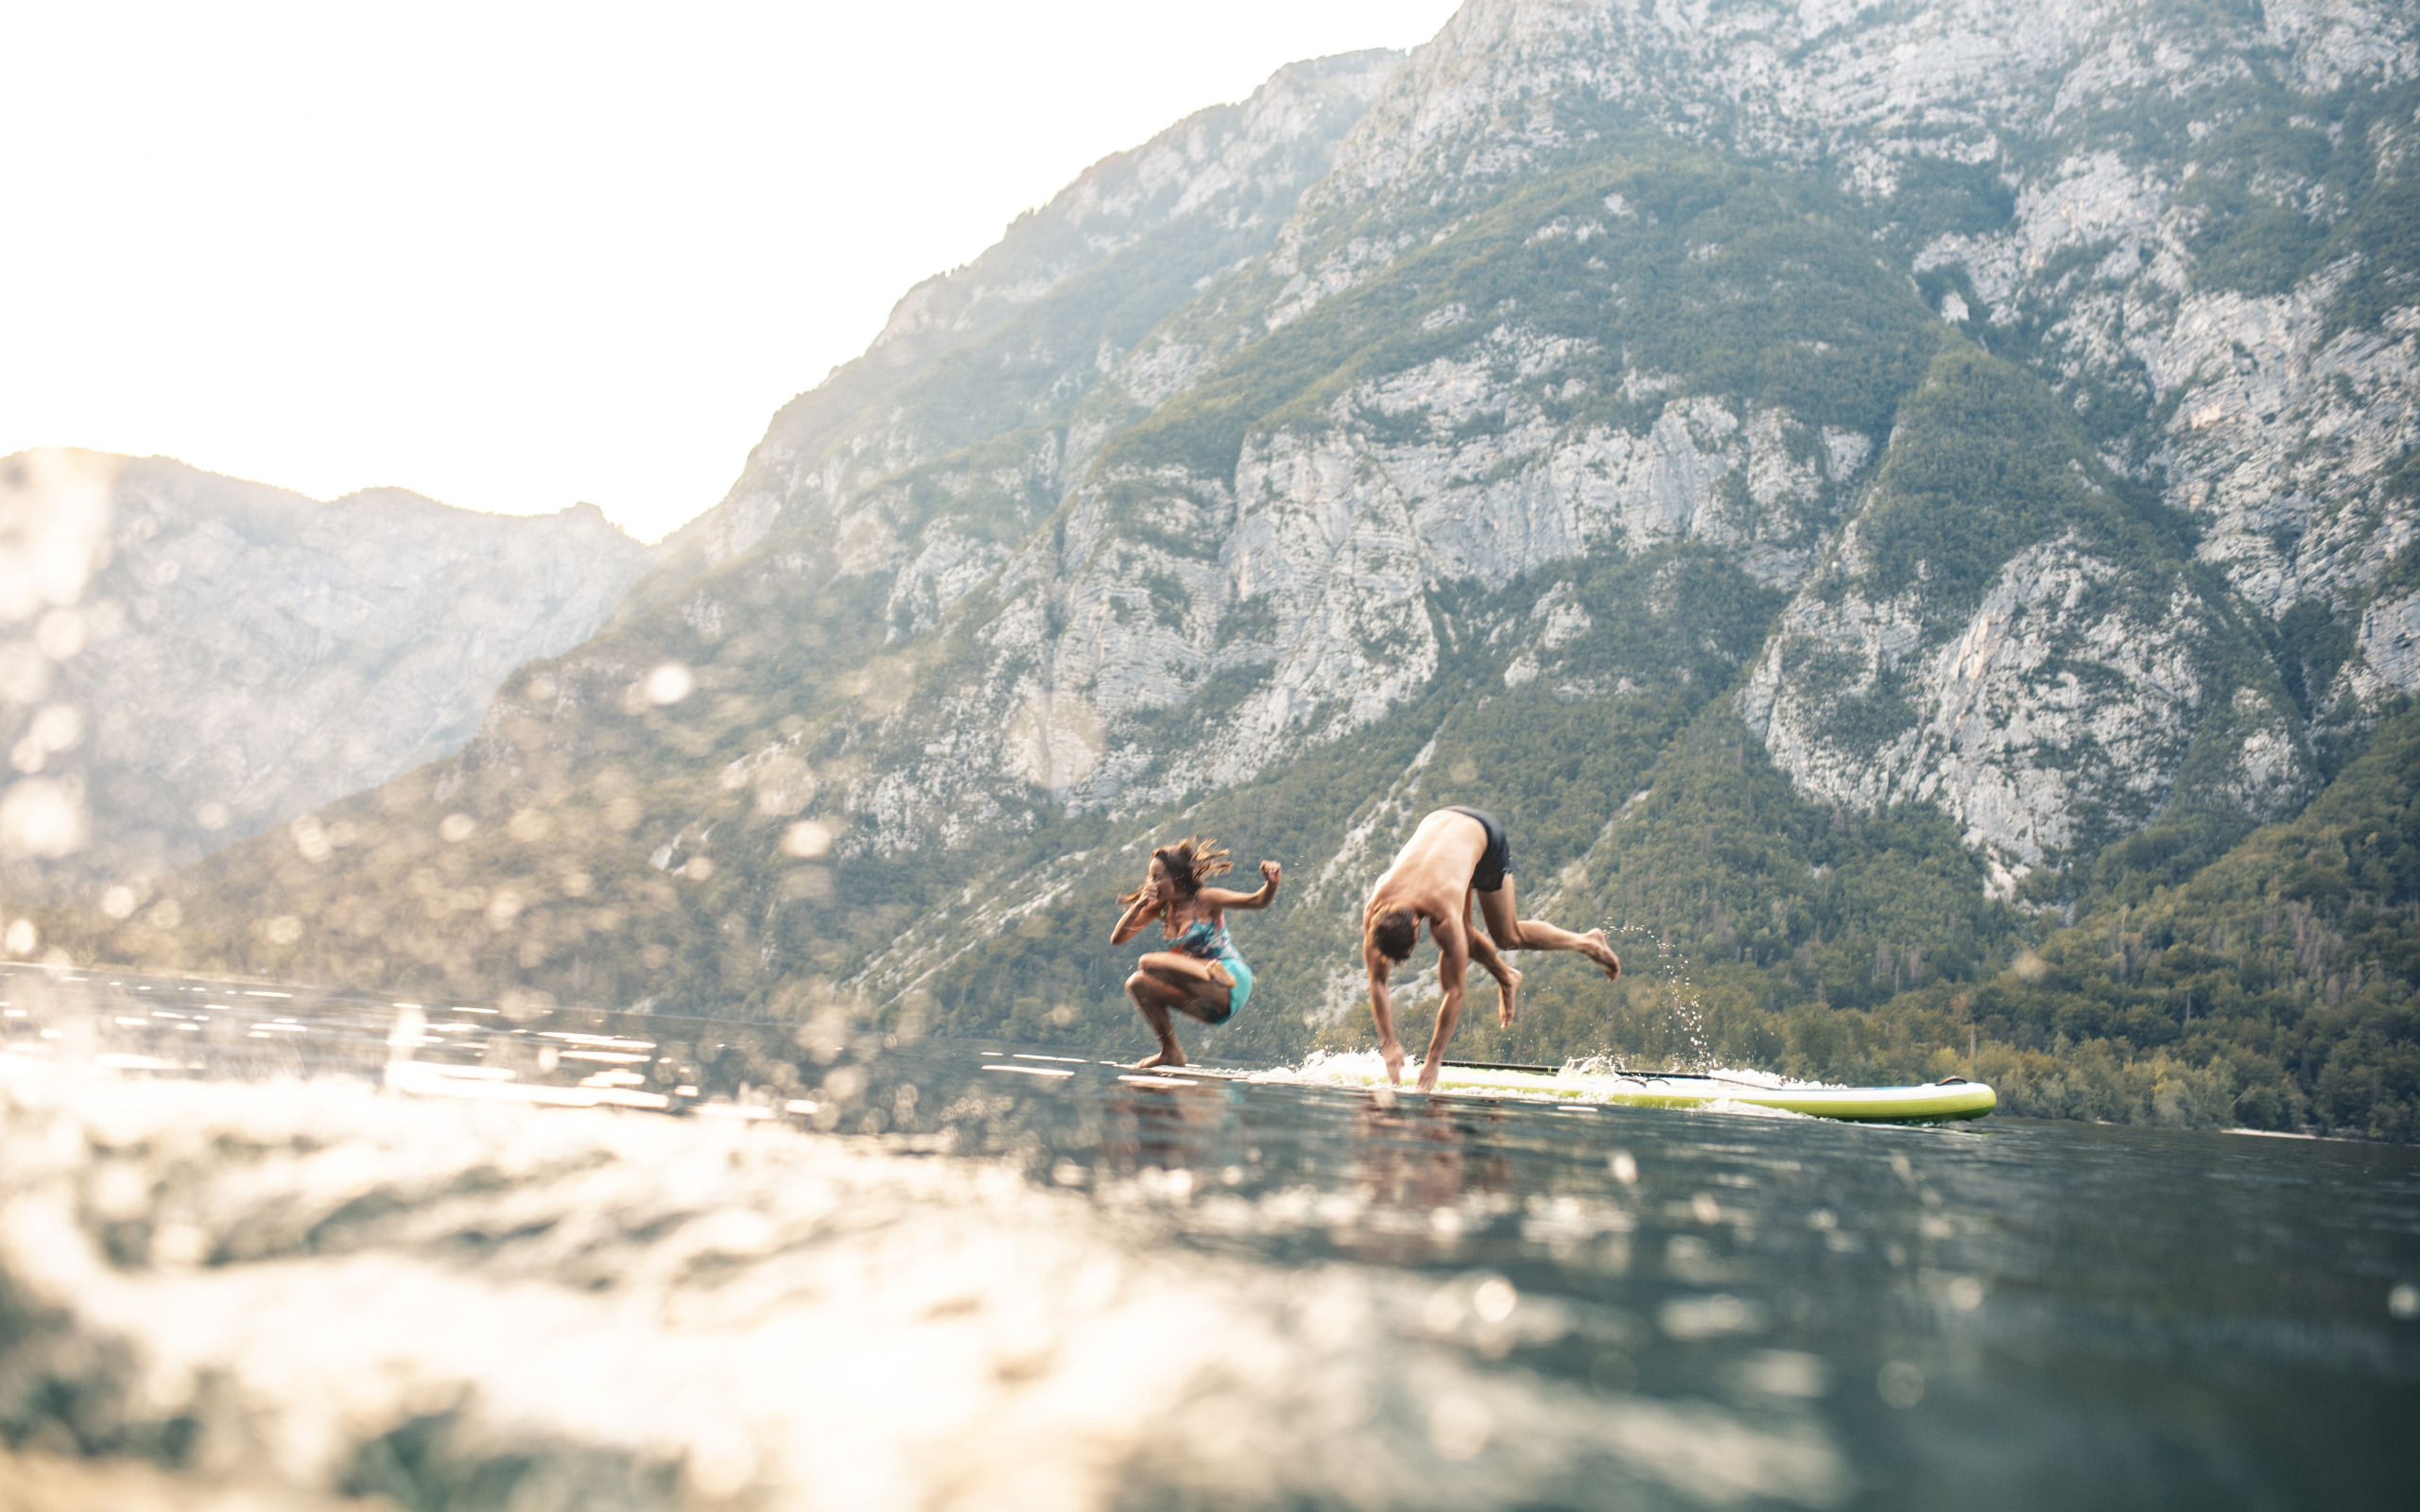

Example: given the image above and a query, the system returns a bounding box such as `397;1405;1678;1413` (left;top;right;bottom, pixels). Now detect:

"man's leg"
1417;988;1462;1094
1462;888;1522;1025
1475;874;1620;980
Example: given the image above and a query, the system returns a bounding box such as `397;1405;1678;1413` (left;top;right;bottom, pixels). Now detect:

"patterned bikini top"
1171;915;1237;962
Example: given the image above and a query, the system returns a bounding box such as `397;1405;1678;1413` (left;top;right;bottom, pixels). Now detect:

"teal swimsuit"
1171;915;1252;1023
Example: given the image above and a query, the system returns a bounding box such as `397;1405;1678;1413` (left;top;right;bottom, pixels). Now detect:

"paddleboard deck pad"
1133;1057;1996;1124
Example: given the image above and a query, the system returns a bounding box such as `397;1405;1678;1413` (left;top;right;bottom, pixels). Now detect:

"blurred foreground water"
3;964;2416;1511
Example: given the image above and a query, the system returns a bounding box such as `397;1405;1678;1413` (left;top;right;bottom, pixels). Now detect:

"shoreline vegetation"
19;696;2416;1143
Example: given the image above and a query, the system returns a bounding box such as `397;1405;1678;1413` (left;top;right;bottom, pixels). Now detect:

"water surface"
2;966;2414;1509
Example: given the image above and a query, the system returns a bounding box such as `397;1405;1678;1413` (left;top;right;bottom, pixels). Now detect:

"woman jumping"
1111;836;1280;1069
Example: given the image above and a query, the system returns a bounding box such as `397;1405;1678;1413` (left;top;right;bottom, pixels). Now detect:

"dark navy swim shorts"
1443;805;1512;892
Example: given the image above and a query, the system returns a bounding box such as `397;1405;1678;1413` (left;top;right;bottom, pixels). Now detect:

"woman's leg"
1137;952;1235;1022
1126;969;1192;1068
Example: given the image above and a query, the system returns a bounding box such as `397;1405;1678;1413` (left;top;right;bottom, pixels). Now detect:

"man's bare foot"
1583;928;1621;981
1416;1057;1442;1094
1132;1045;1187;1070
1381;1039;1406;1085
1498;964;1523;1027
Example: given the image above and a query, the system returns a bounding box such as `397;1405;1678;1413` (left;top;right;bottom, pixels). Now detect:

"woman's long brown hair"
1117;834;1233;908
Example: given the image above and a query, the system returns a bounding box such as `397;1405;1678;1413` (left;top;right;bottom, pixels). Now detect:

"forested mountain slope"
53;2;2420;1139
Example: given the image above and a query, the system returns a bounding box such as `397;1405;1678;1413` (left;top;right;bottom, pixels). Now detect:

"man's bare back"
1367;810;1491;926
1360;807;1620;1092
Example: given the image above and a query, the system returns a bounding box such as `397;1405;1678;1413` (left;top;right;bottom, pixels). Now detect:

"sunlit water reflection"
2;966;2415;1509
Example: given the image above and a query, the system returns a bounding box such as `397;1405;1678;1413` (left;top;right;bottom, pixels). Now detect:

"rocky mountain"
0;450;651;903
629;46;1409;610
83;3;2420;1137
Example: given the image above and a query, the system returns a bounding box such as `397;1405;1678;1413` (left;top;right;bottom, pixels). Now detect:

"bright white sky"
3;1;1460;542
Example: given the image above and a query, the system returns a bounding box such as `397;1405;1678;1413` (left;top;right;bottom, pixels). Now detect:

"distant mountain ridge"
0;450;651;902
65;4;2420;1139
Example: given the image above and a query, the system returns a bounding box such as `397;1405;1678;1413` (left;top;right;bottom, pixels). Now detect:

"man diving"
1361;806;1621;1091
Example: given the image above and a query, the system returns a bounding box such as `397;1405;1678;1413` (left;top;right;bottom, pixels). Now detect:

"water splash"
1601;920;1710;1070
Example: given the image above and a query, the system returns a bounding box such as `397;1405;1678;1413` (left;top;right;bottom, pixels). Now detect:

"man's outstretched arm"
1365;947;1406;1085
1417;928;1469;1093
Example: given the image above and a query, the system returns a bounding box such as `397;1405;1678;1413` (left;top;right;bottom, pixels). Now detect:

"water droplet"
1427;1394;1492;1461
1877;1360;1926;1408
645;662;695;705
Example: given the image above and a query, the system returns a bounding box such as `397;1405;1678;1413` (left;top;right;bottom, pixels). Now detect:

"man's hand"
1381;1038;1405;1085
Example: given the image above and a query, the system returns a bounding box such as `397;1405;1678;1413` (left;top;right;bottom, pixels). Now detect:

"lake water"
2;966;2415;1509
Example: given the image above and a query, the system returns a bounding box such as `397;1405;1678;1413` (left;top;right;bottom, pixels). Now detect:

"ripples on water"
2;965;2415;1510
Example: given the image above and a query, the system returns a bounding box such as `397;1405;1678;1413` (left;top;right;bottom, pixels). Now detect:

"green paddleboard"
1429;1061;1996;1122
1148;1058;1996;1124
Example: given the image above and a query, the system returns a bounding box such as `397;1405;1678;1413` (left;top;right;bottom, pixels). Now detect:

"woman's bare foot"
1583;929;1621;980
1497;963;1523;1027
1132;1044;1188;1070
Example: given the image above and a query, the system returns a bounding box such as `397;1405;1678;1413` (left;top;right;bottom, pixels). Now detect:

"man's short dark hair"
1370;907;1418;962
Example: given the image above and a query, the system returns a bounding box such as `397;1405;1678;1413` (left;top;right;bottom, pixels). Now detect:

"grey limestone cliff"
735;4;2398;861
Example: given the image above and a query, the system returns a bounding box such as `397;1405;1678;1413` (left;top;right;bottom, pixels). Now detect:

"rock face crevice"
1744;527;2310;884
1736;341;2320;886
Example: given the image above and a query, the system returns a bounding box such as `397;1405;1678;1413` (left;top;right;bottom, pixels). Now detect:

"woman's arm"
1110;889;1165;943
1199;860;1283;912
